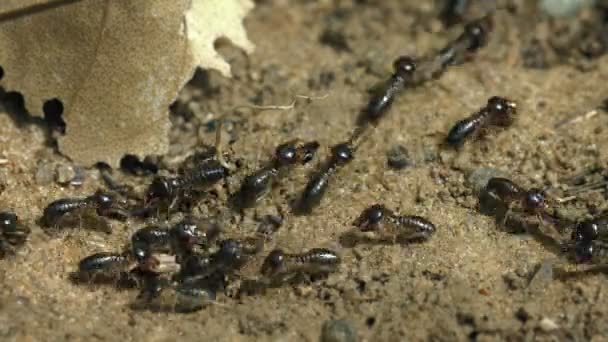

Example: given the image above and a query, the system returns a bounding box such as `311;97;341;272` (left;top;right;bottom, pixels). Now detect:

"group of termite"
1;13;606;312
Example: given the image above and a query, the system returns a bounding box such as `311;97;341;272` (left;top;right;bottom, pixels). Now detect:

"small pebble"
321;319;358;342
467;167;507;194
539;317;560;332
55;164;76;185
387;145;413;170
539;0;595;18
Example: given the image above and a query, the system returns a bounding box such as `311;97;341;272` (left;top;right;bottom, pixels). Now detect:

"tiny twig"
294;93;330;100
555;195;578;203
235;100;297;111
0;0;83;23
555;109;599;129
233;93;330;112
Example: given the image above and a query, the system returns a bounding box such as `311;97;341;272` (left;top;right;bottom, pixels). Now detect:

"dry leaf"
0;0;254;166
186;0;255;77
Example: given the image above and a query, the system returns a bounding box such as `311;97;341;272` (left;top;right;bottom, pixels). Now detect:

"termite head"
145;177;178;206
170;219;201;250
275;142;298;166
572;220;599;242
261;249;285;276
354;204;389;231
299;141;321;164
331;143;354;165
275;140;320;166
487;96;517;118
393;56;416;78
464;15;493;51
0;212;18;232
524;189;546;214
93;190;123;209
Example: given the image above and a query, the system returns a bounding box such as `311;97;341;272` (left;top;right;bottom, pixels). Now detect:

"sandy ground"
1;1;608;341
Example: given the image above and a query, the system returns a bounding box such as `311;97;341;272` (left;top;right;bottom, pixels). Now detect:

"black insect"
434;15;493;75
131;226;170;265
571;216;608;242
296;141;356;214
178;239;247;286
131;219;220;267
145;123;234;210
572;239;608;264
352;204;436;243
76;252;134;281
0;211;30;257
446;96;517;147
234;139;319;209
145;158;228;209
260;248;341;284
169;219;221;259
483;177;558;227
41;190;128;230
357;56;417;126
132;271;218;313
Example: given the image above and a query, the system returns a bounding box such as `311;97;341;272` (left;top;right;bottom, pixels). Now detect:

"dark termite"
483;177;559;226
296;141;356;214
353;204;436;242
571;216;608;242
235;139;319;208
131;219;219;266
446;96;517;146
145;159;228;208
41;190;128;228
260;248;341;283
572;239;608;264
179;239;247;286
132;271;217;313
356;56;417;126
145;122;234;209
433;15;493;76
76;252;134;281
